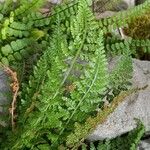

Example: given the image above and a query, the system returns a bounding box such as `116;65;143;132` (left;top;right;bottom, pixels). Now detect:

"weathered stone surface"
88;59;150;141
95;11;116;19
0;69;11;127
124;0;135;7
138;139;150;150
47;0;62;4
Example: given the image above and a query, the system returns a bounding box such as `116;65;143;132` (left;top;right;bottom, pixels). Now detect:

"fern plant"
0;0;149;149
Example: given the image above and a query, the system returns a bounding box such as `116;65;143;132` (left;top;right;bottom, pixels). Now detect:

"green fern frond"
106;38;150;55
0;38;42;65
23;12;49;27
4;21;32;38
98;1;150;32
22;1;78;27
0;0;17;16
109;55;133;96
14;0;46;19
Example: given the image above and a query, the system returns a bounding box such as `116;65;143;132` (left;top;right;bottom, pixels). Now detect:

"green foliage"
98;0;150;32
22;1;79;27
106;37;150;55
0;38;44;66
11;1;109;149
14;0;46;19
0;0;149;149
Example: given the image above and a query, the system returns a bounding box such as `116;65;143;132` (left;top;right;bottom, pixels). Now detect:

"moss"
124;12;150;39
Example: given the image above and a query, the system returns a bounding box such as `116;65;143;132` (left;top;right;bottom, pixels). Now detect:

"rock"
138;139;150;150
47;0;62;4
114;1;129;11
88;59;150;141
135;0;146;5
0;69;11;127
95;11;116;19
123;0;135;8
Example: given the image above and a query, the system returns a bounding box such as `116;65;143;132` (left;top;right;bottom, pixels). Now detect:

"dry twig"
3;65;19;132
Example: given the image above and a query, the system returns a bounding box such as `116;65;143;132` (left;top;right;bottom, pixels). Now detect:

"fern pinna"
0;0;149;149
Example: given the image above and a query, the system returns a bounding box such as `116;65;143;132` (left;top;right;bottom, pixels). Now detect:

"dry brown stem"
3;65;19;132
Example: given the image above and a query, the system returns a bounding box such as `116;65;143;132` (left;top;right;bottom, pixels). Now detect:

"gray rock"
0;69;11;127
123;0;135;8
95;11;116;19
115;1;129;11
135;0;146;5
48;0;62;4
138;139;150;150
88;59;150;141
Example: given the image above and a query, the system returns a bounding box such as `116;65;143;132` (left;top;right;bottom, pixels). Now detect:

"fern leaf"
14;0;46;19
